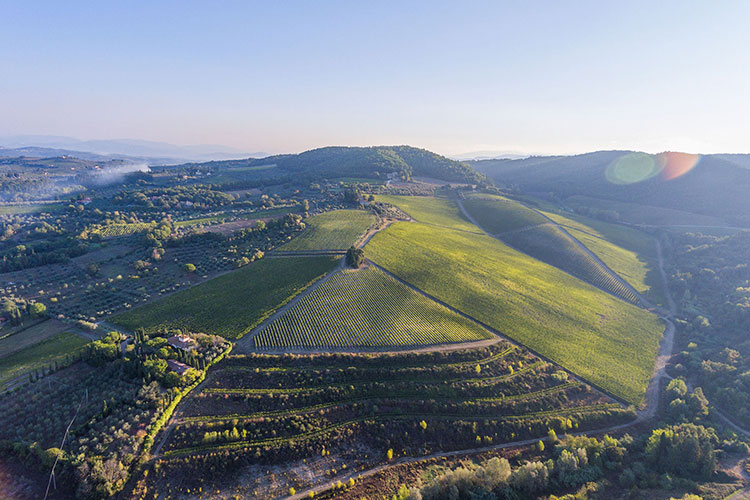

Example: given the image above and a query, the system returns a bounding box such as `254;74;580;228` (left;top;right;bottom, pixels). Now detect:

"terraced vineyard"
367;219;663;405
253;267;493;349
279;209;376;251
111;256;339;339
462;194;548;233
502;224;641;304
150;345;634;498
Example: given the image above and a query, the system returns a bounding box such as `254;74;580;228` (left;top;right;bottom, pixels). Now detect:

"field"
254;267;493;349
542;211;666;305
501;224;641;304
110;256;339;339
137;345;633;499
566;195;726;226
460;195;642;304
90;222;156;238
0;331;89;388
0;203;65;215
280;210;376;251
0;318;73;358
462;194;548;233
367;221;664;405
376;195;480;233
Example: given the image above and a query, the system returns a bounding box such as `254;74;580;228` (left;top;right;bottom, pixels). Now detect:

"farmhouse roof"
167;359;191;375
167;334;197;350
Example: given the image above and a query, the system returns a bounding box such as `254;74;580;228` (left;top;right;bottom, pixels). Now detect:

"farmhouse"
167;334;197;351
167;359;192;375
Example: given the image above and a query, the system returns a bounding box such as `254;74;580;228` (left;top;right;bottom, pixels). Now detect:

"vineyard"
89;222;156;238
279;209;376;251
253;267;493;349
0;331;89;388
111;256;339;339
375;195;481;233
141;344;635;499
462;194;548;233
542;210;666;305
366;219;663;405
501;224;641;305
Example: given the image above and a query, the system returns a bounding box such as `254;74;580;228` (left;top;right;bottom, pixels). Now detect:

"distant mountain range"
0;135;265;164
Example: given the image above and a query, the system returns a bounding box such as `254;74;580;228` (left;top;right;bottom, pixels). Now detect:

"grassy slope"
543;211;666;306
0;319;72;358
0;332;89;387
280;210;376;251
111;256;339;339
367;221;663;405
376;195;481;233
255;266;492;349
462;194;548;233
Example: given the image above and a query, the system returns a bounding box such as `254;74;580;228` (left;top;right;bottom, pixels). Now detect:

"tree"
387;448;394;460
183;263;196;273
474;364;481;374
29;302;47;317
537;440;545;452
420;420;427;430
346;246;365;268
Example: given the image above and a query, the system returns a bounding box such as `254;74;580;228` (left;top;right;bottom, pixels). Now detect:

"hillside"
472;151;750;226
183;146;489;185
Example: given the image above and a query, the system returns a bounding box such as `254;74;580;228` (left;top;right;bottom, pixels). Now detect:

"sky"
1;1;749;157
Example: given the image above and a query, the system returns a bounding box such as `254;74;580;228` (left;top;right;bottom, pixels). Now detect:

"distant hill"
187;146;490;185
472;151;750;226
0;135;263;163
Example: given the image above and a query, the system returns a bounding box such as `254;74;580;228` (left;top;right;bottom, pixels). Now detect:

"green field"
280;210;376;251
543;211;665;304
0;319;72;358
111;256;339;339
501;224;640;304
462;194;548;233
376;195;481;233
0;332;89;388
0;203;65;215
367;221;664;405
254;266;493;349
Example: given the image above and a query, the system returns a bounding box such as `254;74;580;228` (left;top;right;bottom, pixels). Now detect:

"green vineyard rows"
253;267;493;349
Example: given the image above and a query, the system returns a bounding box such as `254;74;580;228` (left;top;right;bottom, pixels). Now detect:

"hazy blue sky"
1;1;749;156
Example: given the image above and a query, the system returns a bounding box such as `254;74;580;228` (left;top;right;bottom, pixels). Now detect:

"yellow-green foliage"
255;267;492;349
542;211;666;305
281;210;375;251
376;195;480;233
367;221;663;405
111;256;338;339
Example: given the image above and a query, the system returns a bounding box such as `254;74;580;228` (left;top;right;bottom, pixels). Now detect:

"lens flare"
605;152;661;185
657;151;701;180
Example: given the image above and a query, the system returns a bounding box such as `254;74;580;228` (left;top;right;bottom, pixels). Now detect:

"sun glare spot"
605;152;661;185
657;151;701;180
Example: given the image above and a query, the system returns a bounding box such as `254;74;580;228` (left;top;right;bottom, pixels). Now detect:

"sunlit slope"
461;194;641;304
542;211;666;306
254;266;492;349
376;194;481;233
280;210;376;251
367;221;663;405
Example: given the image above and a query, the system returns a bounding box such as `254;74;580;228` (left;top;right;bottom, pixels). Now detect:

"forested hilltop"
179;145;490;185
